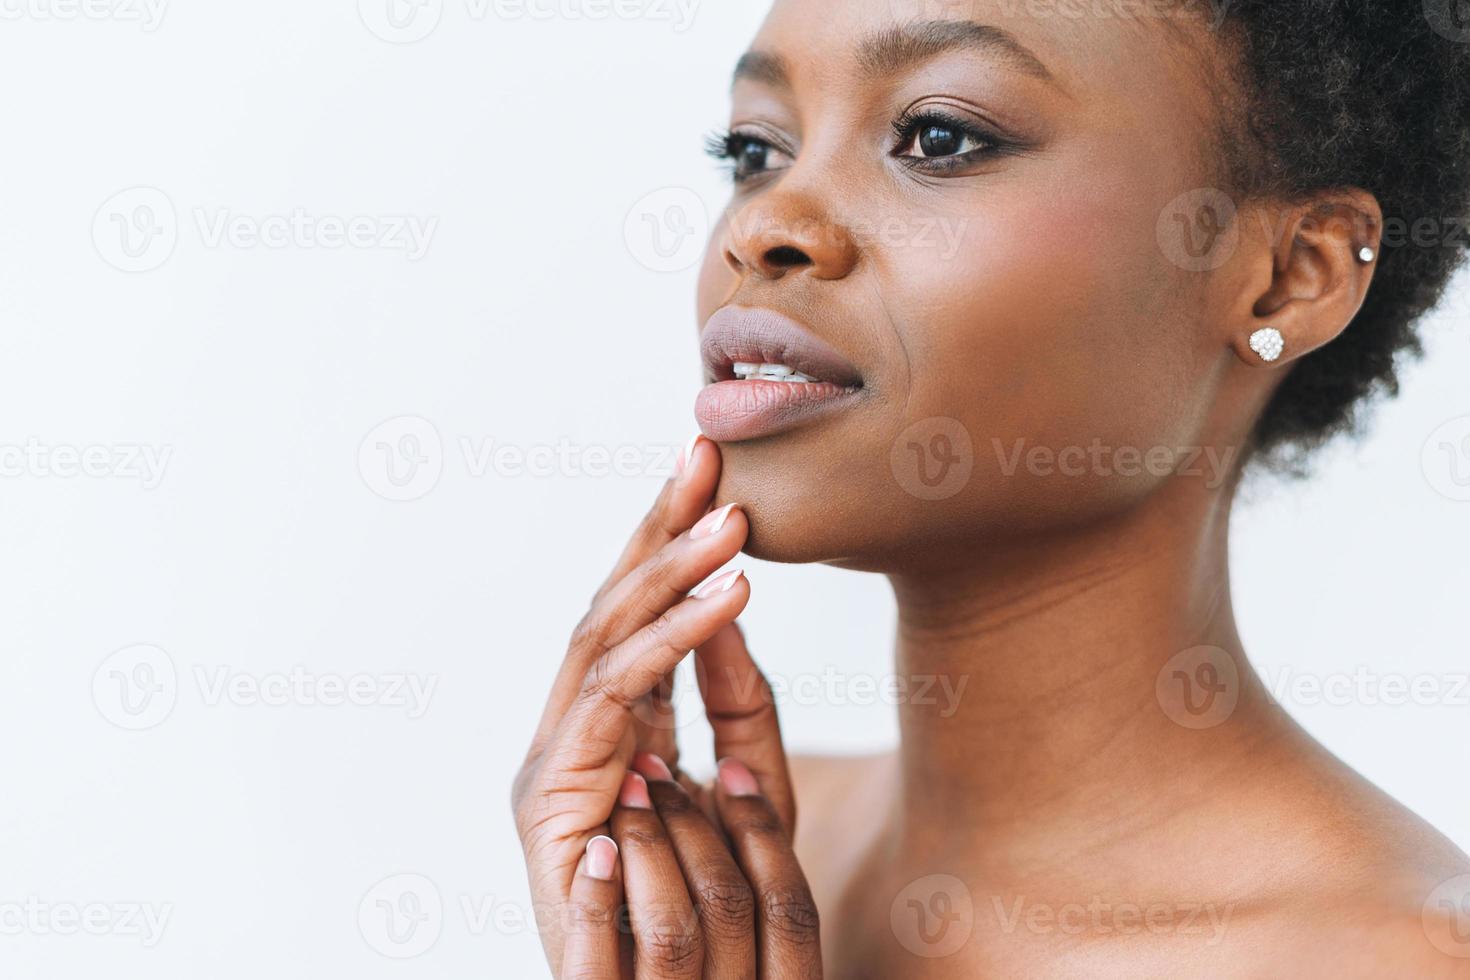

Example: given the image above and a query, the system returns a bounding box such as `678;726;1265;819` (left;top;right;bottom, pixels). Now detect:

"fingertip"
717;757;762;798
694;567;746;600
619;771;653;809
584;835;619;881
632;751;674;782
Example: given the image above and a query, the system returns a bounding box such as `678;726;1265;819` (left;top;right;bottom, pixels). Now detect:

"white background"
0;2;1466;977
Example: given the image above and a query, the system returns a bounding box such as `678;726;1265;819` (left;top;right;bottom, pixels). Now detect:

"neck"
885;483;1286;865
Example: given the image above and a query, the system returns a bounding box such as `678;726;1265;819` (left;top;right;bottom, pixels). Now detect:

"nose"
721;190;859;281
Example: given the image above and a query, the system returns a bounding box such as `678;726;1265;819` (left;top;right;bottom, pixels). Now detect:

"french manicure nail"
691;503;738;540
676;434;703;478
695;568;744;599
585;835;618;881
633;752;673;781
717;757;761;797
619;771;652;809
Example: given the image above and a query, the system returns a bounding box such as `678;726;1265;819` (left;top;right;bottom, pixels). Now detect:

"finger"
533;503;749;754
560;835;625;980
696;622;797;832
714;759;823;980
635;759;757;980
596;435;720;603
633;673;681;772
556;570;750;767
611;773;704;980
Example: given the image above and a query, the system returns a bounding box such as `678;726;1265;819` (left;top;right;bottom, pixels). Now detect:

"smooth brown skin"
521;0;1470;976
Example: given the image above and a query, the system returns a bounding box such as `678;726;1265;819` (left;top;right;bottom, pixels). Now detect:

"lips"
695;307;863;442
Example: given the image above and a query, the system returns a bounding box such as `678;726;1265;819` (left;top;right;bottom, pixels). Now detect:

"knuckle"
569;608;610;654
760;885;820;945
578;658;634;713
638;919;703;974
693;876;755;930
617;825;668;852
733;806;787;843
567;897;617;932
650;787;697;817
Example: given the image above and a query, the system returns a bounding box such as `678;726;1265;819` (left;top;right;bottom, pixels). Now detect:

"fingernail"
632;752;673;781
619;771;652;809
691;503;738;540
695;568;744;599
717;758;761;797
676;434;703;478
585;835;618;881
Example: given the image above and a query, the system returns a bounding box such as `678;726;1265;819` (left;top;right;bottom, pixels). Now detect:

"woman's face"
696;0;1245;570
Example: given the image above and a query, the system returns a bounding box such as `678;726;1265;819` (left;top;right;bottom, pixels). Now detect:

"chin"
710;442;863;565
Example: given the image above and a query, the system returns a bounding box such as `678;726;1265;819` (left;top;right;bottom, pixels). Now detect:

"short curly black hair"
1210;1;1470;462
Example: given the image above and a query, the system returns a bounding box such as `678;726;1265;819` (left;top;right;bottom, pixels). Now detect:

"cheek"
876;181;1214;528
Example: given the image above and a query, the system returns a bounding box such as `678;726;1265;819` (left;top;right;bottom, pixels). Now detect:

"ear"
1230;189;1382;367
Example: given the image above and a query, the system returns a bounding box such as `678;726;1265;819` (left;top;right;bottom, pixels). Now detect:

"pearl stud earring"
1249;327;1285;363
1358;246;1376;263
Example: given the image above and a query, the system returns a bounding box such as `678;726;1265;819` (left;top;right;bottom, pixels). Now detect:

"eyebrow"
732;50;791;90
860;20;1053;81
731;20;1052;93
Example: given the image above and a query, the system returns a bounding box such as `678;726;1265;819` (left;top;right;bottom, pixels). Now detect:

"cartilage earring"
1249;327;1285;363
1358;246;1376;263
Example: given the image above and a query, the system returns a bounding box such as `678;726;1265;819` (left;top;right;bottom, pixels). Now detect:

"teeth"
732;362;816;383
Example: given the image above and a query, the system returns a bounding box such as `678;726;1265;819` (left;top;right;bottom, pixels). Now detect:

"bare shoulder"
1243;759;1470;976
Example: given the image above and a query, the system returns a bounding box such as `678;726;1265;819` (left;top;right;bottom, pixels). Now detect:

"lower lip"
694;379;860;442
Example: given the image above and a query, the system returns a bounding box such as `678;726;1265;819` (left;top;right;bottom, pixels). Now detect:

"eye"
705;128;793;184
891;108;1006;172
900;120;987;159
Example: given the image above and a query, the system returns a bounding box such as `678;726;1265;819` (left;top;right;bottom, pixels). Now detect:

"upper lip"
700;307;863;388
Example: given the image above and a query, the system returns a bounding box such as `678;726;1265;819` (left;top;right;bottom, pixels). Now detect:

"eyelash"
704;110;1010;184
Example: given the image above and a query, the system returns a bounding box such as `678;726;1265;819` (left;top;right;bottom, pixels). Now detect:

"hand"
560;591;819;978
512;436;752;975
560;756;823;979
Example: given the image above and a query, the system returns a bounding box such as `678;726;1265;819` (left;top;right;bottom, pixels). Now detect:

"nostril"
763;245;811;270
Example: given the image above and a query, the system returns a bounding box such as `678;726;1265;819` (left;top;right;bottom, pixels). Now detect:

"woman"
515;0;1470;975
